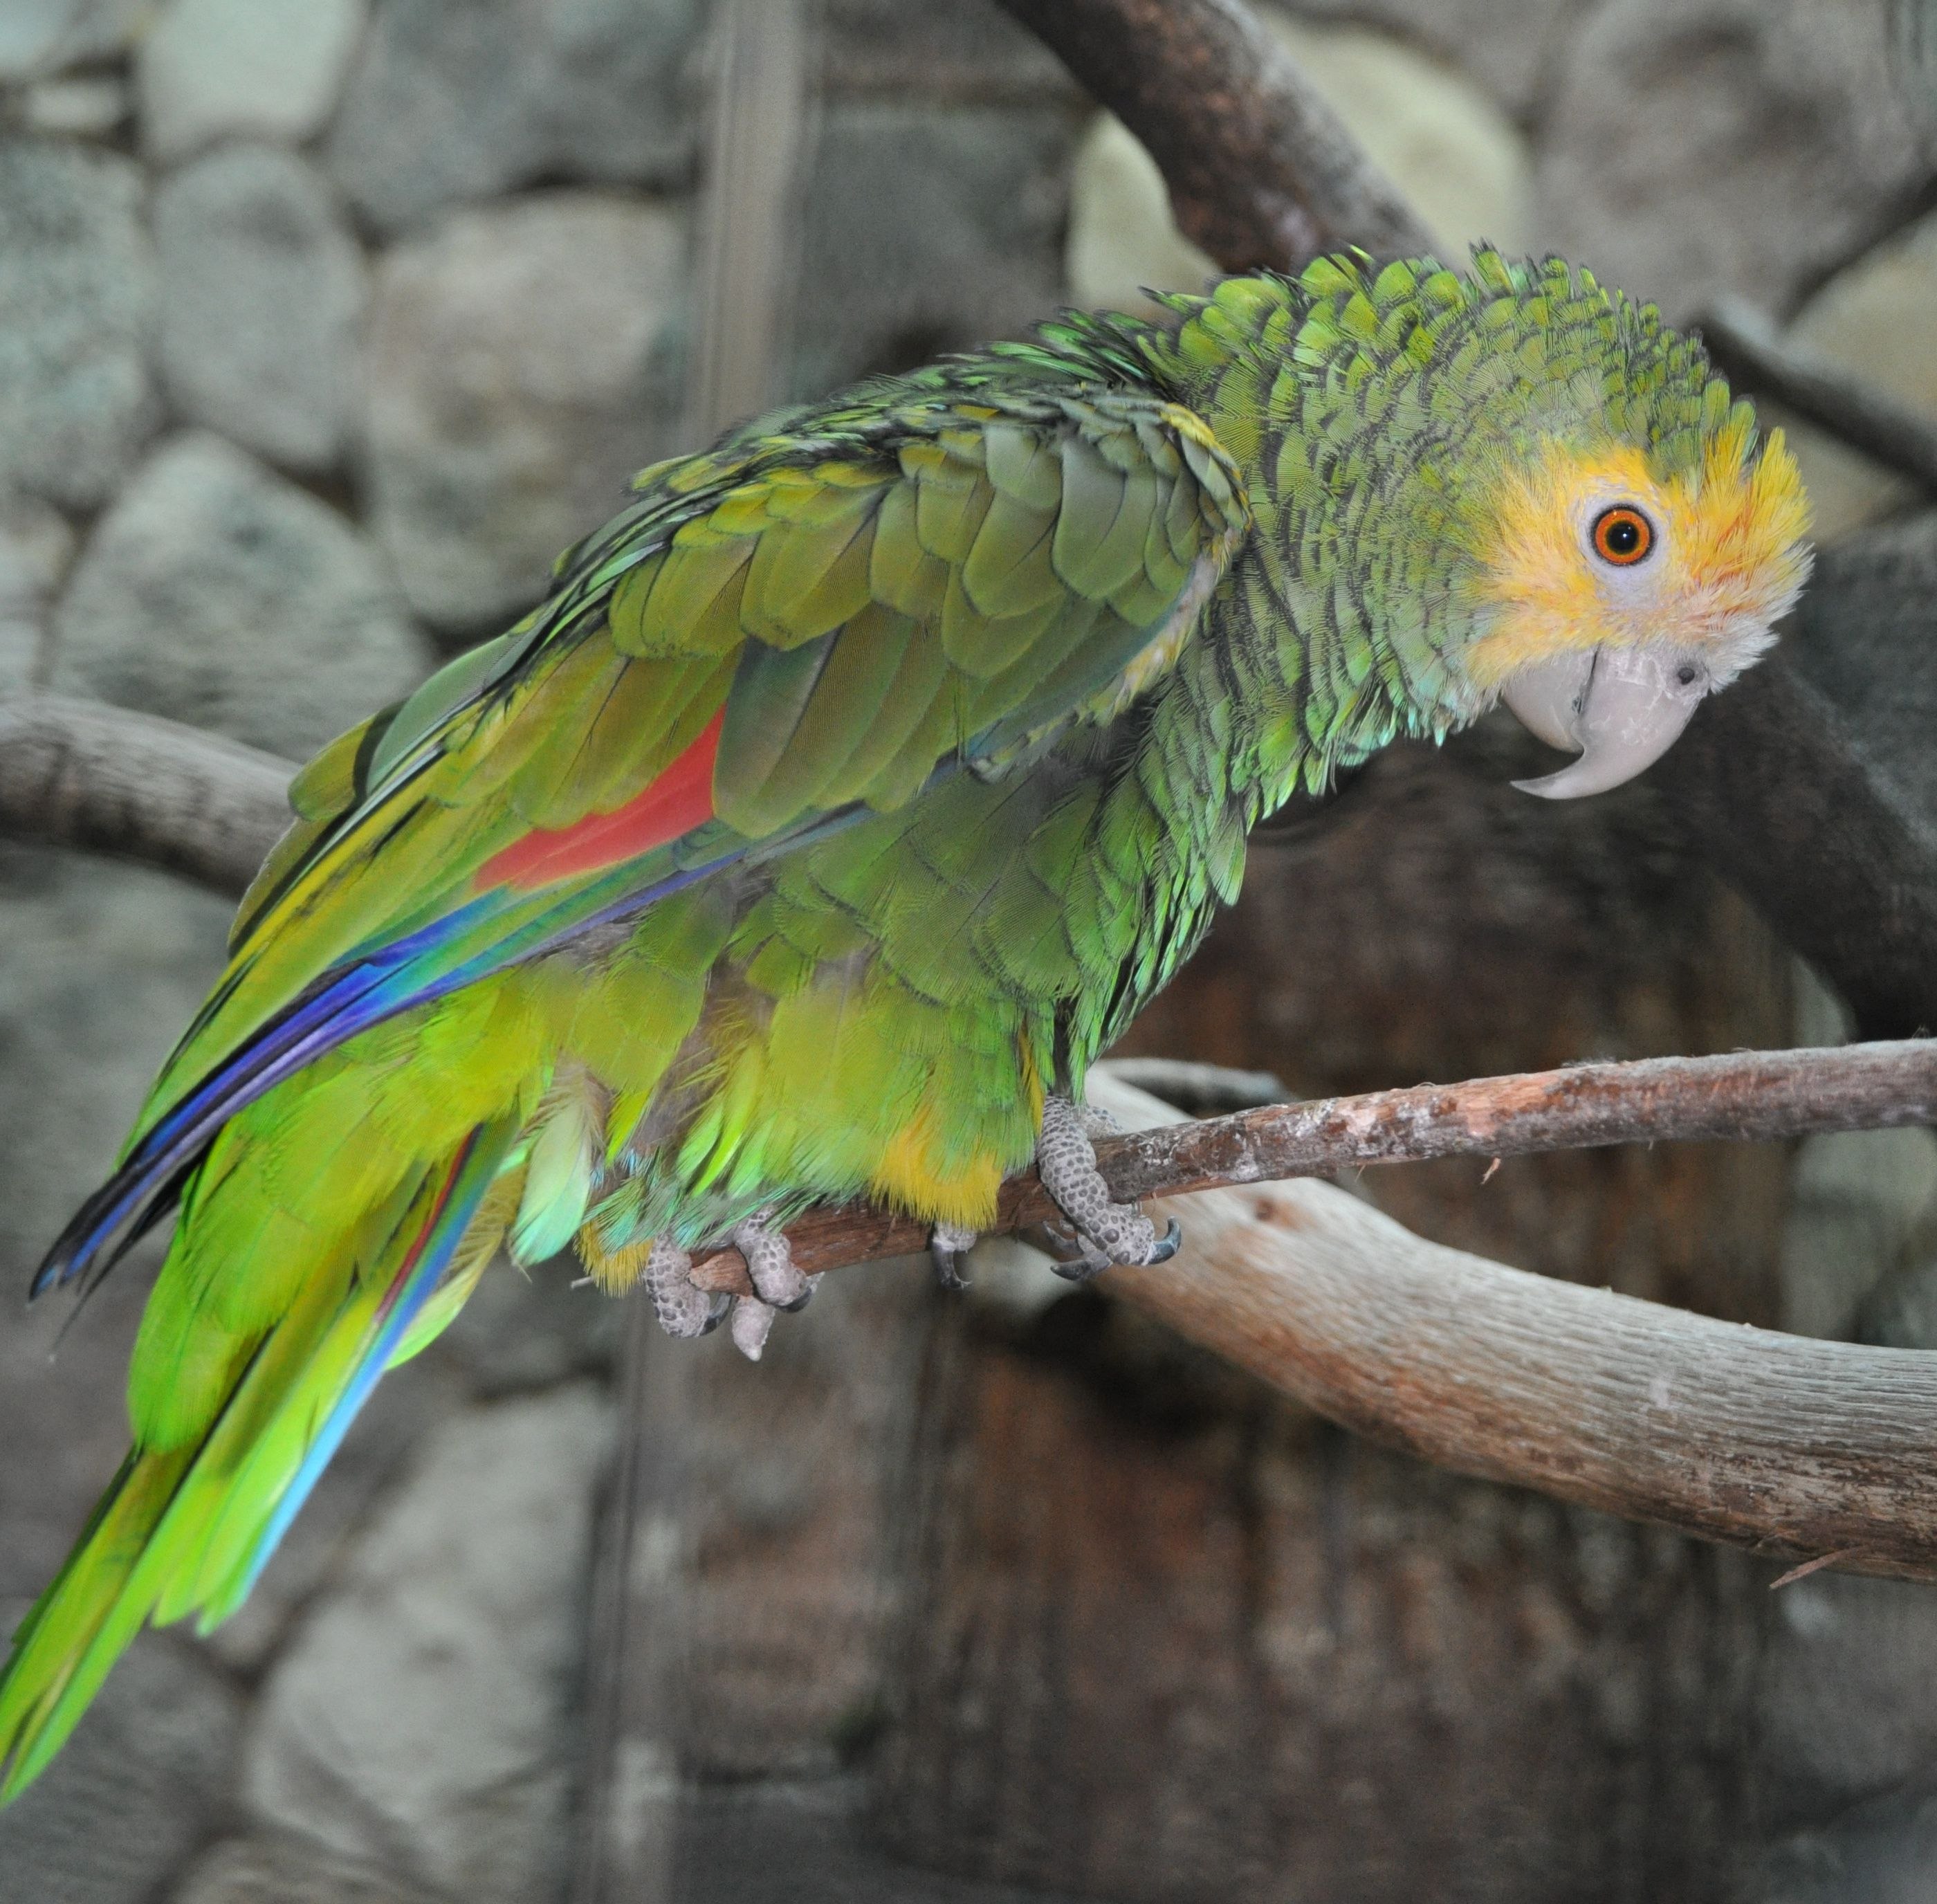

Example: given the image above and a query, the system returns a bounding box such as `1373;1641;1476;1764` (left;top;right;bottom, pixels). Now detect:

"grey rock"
0;1632;242;1904
20;76;129;138
0;848;230;1606
0;139;157;511
326;0;702;236
0;0;144;82
138;0;368;164
0;493;74;695
1758;1572;1937;1829
1761;1785;1937;1904
156;146;367;474
50;432;432;758
248;1386;612;1904
1536;0;1937;321
172;1833;450;1904
787;104;1074;401
1276;0;1587;117
362;192;686;634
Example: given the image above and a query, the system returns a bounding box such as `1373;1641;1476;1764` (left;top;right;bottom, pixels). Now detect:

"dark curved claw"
930;1238;971;1292
1146;1217;1183;1265
1042;1227;1112;1283
696;1292;733;1335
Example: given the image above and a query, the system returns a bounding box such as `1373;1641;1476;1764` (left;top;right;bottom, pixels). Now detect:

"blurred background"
2;1;1937;1899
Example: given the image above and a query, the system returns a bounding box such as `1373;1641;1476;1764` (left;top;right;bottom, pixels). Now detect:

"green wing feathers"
1;346;1251;1801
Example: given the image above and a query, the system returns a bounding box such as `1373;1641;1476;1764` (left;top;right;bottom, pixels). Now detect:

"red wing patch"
477;711;726;891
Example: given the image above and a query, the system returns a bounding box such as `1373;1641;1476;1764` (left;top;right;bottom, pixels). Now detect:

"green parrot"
0;250;1809;1797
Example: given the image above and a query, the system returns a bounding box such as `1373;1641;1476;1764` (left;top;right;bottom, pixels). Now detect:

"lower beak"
1499;645;1711;800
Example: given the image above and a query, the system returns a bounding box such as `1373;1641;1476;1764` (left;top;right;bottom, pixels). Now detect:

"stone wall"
1;1;1936;1900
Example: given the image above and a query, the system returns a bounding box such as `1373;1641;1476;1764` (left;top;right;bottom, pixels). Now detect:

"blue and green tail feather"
0;1122;515;1802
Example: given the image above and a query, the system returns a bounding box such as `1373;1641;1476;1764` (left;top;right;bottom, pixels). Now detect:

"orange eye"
1591;505;1653;566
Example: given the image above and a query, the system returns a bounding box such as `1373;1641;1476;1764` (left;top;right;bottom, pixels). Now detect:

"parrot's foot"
644;1237;726;1340
1035;1095;1182;1282
641;1214;818;1360
929;1220;979;1291
723;1211;820;1362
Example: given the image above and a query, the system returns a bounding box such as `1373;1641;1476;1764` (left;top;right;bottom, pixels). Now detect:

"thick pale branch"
1106;1148;1937;1585
690;1038;1937;1285
692;1065;1937;1582
0;695;293;896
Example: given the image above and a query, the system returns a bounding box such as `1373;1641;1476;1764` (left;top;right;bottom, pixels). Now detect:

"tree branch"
998;0;1429;270
1092;1082;1937;1586
0;695;293;896
689;1038;1937;1285
1698;297;1937;497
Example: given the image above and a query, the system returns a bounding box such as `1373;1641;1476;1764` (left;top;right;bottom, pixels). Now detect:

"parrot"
0;248;1810;1799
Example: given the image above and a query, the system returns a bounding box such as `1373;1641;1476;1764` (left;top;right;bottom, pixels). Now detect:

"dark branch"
1700;297;1937;497
1655;661;1937;1040
690;1040;1937;1285
0;695;293;897
995;0;1429;271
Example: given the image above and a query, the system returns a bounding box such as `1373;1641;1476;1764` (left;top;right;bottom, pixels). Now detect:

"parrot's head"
1439;255;1812;798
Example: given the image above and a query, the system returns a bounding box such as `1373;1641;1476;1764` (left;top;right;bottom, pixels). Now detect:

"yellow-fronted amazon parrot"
0;250;1810;1796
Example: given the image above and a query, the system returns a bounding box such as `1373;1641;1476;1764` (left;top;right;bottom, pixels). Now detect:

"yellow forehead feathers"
1462;415;1812;692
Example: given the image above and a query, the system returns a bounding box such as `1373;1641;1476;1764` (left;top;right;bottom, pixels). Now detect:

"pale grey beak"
1500;645;1712;800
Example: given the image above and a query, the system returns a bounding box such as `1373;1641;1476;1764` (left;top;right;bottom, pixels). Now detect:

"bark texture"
0;694;293;899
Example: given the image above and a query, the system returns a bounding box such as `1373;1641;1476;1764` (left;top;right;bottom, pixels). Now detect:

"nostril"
1675;663;1700;687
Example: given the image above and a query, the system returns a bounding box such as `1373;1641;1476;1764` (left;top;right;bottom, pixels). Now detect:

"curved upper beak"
1499;645;1712;800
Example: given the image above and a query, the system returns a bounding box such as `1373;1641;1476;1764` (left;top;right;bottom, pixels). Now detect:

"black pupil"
1604;515;1640;554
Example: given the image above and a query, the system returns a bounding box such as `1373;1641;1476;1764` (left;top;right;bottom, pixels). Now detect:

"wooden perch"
689;1038;1937;1285
688;1054;1937;1585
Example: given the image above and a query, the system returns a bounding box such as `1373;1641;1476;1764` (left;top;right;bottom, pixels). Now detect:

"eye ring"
1591;504;1654;567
